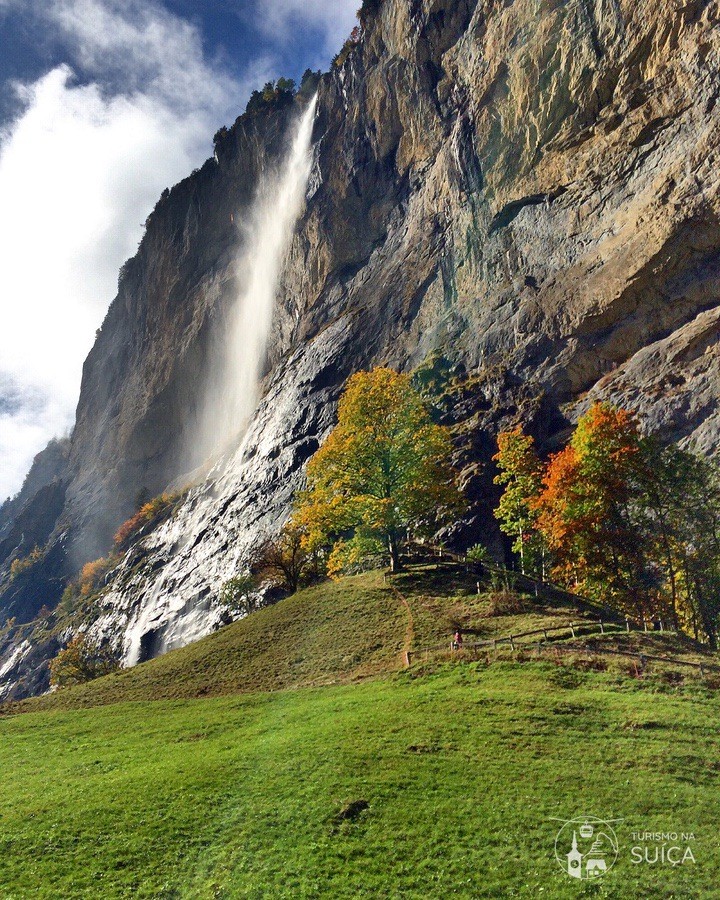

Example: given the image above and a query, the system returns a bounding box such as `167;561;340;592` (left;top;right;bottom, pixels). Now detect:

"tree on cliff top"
295;368;461;572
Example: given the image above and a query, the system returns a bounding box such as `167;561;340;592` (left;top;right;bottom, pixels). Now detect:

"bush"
299;69;322;99
358;0;382;25
252;523;318;594
479;591;527;617
9;546;44;580
78;556;116;597
327;533;386;579
113;492;183;551
219;575;256;616
466;544;491;565
246;78;297;114
49;635;120;688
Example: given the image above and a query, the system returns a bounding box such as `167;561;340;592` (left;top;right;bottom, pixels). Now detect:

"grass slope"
14;563;711;715
14;573;406;711
2;665;720;898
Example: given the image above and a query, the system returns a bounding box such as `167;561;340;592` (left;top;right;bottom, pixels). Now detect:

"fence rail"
405;616;694;665
416;542;700;639
407;617;720;676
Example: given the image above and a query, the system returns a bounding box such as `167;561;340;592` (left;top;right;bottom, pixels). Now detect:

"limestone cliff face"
2;0;719;698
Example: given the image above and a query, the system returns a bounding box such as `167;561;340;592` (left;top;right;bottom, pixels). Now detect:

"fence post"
599;620;605;634
510;635;515;650
570;623;576;638
477;581;480;596
543;629;548;641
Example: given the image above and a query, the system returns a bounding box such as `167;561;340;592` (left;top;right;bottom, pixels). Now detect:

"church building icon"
553;815;621;881
567;831;583;878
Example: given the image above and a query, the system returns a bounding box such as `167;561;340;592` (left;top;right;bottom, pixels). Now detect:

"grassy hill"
2;565;720;898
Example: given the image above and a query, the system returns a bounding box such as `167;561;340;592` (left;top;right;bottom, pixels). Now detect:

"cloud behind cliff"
0;0;353;500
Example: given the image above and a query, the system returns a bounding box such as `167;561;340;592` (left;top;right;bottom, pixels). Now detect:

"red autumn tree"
535;402;646;609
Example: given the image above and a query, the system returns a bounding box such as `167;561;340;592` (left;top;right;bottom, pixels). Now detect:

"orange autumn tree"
295;368;461;572
535;403;646;608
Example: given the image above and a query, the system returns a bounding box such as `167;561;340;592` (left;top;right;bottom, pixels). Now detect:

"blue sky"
0;0;357;500
0;1;356;125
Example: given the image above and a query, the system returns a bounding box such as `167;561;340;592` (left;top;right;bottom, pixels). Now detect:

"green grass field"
2;567;719;898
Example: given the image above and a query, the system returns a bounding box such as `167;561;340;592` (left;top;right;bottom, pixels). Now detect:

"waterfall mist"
195;96;317;467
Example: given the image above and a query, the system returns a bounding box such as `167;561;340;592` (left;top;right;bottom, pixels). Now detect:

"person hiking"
452;629;463;651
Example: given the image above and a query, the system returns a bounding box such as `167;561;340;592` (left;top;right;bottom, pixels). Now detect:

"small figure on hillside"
452;629;463;651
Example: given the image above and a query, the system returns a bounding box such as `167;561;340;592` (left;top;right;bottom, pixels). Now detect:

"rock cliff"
2;0;719;698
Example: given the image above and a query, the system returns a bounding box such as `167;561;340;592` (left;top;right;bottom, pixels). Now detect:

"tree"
493;402;720;640
219;575;257;616
358;0;383;25
639;441;720;644
295;368;461;572
9;545;44;581
253;522;314;594
493;427;544;575
535;403;646;609
49;635;120;688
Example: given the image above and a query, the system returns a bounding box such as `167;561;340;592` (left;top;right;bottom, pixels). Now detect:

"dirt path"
389;583;414;668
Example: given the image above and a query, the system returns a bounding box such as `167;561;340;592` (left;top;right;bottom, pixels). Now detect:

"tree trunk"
388;533;402;573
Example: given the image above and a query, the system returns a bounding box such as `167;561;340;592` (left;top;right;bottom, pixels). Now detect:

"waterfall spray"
199;96;317;461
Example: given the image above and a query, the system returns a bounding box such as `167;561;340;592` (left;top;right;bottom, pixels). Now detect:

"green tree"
219;575;256;616
493;427;544;576
639;441;720;644
295;368;461;572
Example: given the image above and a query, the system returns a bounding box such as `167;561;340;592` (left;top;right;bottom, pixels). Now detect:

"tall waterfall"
199;96;317;461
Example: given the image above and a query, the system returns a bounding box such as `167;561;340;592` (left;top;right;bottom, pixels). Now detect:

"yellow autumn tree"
295;368;461;572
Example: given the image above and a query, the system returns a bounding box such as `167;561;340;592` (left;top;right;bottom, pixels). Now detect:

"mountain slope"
2;0;720;696
7;563;714;714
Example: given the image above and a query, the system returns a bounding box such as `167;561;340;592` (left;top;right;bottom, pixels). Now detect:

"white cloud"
0;0;272;500
251;0;358;66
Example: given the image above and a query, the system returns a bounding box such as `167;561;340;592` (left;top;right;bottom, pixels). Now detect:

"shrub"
466;544;491;565
299;69;322;99
113;492;182;551
49;635;120;688
78;556;115;598
219;575;256;616
327;533;386;579
252;523;316;594
9;546;44;580
358;0;382;25
246;78;297;114
479;591;527;617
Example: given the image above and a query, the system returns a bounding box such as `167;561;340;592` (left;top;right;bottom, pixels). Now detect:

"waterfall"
199;95;317;462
